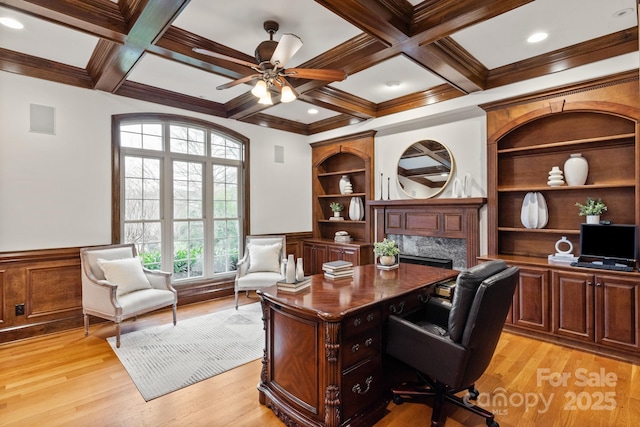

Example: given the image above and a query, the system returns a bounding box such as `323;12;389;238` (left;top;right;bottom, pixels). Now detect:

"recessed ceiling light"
385;80;402;88
308;108;319;115
527;32;548;44
0;17;24;29
612;8;634;18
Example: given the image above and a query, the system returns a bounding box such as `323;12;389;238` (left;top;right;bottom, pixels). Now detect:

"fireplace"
368;198;486;269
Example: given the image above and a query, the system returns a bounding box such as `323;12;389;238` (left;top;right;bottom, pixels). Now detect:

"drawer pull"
365;338;373;347
390;301;405;314
352;376;373;395
352;344;359;353
354;318;362;327
367;313;375;322
418;292;430;303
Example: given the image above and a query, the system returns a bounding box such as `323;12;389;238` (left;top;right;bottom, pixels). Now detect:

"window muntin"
116;117;245;283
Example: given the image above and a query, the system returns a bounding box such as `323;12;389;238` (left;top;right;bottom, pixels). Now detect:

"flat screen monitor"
579;224;638;265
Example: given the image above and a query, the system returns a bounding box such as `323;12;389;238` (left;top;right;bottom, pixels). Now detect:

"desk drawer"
342;355;382;422
384;285;432;317
342;333;379;368
343;307;381;340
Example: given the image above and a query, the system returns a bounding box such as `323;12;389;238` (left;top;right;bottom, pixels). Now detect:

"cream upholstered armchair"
80;243;177;348
235;235;286;309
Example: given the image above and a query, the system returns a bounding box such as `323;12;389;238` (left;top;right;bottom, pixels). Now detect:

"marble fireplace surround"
368;198;486;269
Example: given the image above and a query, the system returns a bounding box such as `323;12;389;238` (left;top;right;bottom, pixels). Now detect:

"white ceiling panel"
127;54;249;102
451;0;638;69
329;55;447;103
171;0;362;67
266;100;339;124
0;6;97;69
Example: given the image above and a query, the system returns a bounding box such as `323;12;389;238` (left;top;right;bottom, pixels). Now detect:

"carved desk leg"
325;322;341;427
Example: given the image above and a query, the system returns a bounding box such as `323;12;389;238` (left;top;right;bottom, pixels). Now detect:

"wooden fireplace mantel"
367;198;487;267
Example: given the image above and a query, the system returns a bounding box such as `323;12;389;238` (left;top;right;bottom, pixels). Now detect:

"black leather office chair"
386;260;519;427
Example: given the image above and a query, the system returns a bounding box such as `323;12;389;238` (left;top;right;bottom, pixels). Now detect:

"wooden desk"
257;263;458;427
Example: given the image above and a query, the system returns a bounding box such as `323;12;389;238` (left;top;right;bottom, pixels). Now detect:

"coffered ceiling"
0;0;637;135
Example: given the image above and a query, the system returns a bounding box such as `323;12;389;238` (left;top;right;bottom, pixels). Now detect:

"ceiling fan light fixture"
252;80;268;97
280;86;296;103
258;92;273;105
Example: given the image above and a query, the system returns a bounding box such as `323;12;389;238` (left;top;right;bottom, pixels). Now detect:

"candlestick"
387;177;390;200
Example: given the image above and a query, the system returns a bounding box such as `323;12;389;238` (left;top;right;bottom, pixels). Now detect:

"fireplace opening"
399;254;453;269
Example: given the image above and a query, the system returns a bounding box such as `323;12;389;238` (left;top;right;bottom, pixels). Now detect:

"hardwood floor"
1;294;639;427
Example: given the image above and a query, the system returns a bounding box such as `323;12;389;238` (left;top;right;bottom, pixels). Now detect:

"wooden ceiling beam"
0;0;127;42
89;0;190;92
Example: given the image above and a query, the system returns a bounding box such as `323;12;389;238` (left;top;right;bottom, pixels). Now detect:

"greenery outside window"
112;114;249;285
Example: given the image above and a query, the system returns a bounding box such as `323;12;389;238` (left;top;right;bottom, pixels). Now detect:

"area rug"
107;302;264;401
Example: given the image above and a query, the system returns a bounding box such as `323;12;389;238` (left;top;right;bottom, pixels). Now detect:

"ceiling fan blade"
192;47;258;69
270;33;303;68
216;74;261;90
284;68;347;82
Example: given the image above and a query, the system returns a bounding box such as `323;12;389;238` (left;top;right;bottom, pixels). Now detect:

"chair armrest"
386;314;470;387
236;254;249;278
81;274;120;313
143;268;177;294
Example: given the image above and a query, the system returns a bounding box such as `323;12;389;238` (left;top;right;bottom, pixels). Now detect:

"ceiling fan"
193;20;347;104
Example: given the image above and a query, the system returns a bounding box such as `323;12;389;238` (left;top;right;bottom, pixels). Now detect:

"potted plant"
329;202;344;218
575;197;607;224
373;238;400;266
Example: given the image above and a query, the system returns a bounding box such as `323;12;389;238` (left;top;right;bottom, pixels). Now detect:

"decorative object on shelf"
452;177;463;198
295;258;304;282
387;177;391;200
463;172;471;197
520;192;548;229
564;153;588;186
547;166;565;187
575;197;606;224
373;238;400;266
339;175;352;194
329;202;344;220
285;254;296;284
334;231;352;243
379;172;384;200
348;197;364;221
547;236;579;265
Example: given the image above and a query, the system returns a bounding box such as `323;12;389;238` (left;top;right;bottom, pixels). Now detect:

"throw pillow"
97;256;152;297
247;243;282;273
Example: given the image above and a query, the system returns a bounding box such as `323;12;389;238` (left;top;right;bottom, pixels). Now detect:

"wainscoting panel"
26;262;82;318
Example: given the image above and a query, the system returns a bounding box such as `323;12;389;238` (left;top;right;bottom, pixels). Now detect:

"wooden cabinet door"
328;244;360;265
303;243;327;275
595;275;640;351
512;266;550;332
552;270;595;342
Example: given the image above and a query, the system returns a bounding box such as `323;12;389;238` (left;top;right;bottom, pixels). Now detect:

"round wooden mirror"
397;139;454;199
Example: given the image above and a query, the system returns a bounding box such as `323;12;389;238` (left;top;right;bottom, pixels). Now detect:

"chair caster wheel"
468;386;479;400
393;395;404;405
486;420;499;427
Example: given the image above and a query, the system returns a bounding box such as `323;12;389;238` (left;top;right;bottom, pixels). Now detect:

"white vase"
285;254;296;283
348;197;364;221
520;192;548;229
295;258;304;281
564;153;588;186
339;175;351;194
586;215;600;224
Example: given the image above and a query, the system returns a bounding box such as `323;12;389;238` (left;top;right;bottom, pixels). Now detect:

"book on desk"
322;260;354;279
277;276;312;293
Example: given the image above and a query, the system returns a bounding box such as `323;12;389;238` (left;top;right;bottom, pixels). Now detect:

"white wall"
0;72;311;252
1;53;637;253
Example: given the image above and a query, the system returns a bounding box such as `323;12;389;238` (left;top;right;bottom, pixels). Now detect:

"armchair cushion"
97;256;152;297
247;242;282;273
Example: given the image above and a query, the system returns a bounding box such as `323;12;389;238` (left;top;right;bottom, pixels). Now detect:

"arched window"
112;113;248;284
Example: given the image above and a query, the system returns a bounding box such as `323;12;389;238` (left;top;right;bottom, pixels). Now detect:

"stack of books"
277;276;312;293
322;260;354;280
